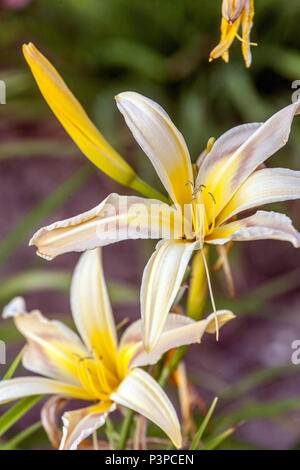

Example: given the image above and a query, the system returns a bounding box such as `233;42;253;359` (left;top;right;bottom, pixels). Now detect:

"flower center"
74;348;131;401
186;182;216;243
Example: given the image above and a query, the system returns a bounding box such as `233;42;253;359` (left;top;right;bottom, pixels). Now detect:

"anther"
209;192;216;204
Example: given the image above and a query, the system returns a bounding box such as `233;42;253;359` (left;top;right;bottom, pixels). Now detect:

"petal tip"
36;250;54;261
3;296;26;319
115;91;133;103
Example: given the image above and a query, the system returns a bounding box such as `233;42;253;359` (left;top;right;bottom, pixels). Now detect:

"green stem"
158;345;189;388
130;175;168;203
117;409;134;450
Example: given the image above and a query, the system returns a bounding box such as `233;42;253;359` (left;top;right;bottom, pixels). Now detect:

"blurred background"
0;0;300;450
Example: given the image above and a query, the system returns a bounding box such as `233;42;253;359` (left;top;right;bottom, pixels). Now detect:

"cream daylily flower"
29;83;300;350
24;44;300;350
0;249;234;450
210;0;255;68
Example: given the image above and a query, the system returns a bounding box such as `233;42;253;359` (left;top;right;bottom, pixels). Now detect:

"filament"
200;247;219;341
208;192;216;234
235;32;257;46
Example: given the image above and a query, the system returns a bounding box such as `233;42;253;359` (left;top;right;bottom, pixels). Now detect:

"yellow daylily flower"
29;91;300;351
0;248;234;450
210;0;255;67
23;43;166;202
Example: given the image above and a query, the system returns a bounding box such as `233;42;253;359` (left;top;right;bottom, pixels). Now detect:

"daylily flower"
210;0;255;67
29;79;300;351
0;248;234;450
24;44;300;350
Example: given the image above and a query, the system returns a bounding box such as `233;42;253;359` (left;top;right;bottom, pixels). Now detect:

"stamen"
86;367;104;399
208;192;215;205
117;317;130;331
74;354;108;400
200;247;219;341
235;32;257;46
206;137;215;154
192;184;206;196
208;192;216;234
95;356;111;393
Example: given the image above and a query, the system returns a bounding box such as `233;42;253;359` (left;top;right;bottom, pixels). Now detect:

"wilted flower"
0;248;234;450
210;0;255;67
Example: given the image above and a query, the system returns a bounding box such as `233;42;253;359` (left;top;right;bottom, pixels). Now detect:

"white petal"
111;368;182;448
60;401;116;450
222;0;247;22
0;377;90;405
207;210;300;247
3;297;87;385
70;249;118;361
141;239;196;352
196;122;261;187
197;102;300;216
218;168;300;224
116;91;193;206
120;311;235;368
29;193;182;260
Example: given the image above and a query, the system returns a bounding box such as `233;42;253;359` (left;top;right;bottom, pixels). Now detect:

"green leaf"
0;139;78;160
2;347;24;380
0;271;71;307
0;164;94;268
0;269;138;308
105;417;117;450
221;364;297;403
215;396;300;430
203;426;235;450
0;420;42;450
0;396;41;437
190;397;218;450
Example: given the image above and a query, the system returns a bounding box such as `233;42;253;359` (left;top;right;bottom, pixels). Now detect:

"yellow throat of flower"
73;345;134;401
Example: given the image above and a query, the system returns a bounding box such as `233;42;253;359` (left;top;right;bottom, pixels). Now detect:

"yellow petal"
209;16;241;62
23;43;136;187
116;91;193;207
217;168;300;225
70;249;118;369
222;0;247;23
141;239;196;352
207;210;300;247
60;401;115;450
29;193;183;260
3;297;87;386
111;368;182;448
241;0;254;68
